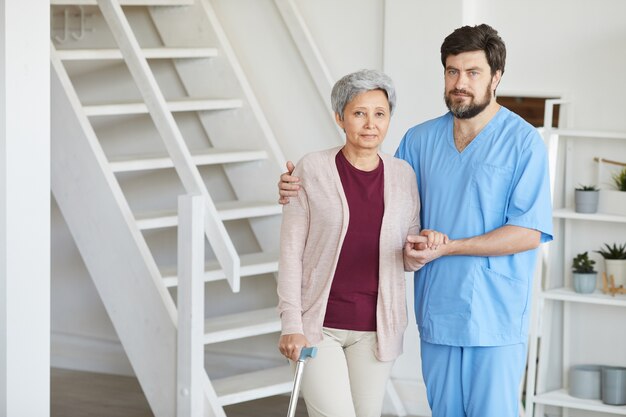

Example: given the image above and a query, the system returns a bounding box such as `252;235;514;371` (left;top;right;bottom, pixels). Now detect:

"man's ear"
491;70;502;94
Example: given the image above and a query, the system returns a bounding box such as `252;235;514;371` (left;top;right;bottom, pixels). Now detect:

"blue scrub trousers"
420;340;527;417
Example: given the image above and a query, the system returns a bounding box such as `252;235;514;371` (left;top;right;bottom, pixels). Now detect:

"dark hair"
440;24;506;75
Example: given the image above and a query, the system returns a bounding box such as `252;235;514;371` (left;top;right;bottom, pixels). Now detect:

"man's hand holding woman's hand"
403;229;450;271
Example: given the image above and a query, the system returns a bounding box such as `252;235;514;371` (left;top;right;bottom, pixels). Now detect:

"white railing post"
177;194;205;417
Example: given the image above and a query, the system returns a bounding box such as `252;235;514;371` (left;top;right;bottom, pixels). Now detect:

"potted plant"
613;167;626;192
572;252;597;294
599;166;626;215
596;242;626;287
574;184;599;213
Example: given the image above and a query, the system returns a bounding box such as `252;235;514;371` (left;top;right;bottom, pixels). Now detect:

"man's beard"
444;85;492;119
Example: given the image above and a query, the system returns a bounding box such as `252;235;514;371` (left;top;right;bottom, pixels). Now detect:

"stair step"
56;47;218;61
51;0;193;5
136;201;282;229
204;307;280;344
161;251;278;288
213;365;292;406
83;98;242;116
109;148;268;173
215;200;283;221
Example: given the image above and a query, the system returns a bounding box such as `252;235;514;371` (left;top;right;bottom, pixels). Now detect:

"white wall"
50;0;626;415
474;0;626;131
1;0;50;415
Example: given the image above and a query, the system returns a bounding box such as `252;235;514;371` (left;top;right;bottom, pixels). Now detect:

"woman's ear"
335;112;344;130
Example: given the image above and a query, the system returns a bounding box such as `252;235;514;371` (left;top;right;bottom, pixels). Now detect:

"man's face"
443;50;501;119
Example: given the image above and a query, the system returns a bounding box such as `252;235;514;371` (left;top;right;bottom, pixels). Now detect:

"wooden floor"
52;368;401;416
52;367;306;417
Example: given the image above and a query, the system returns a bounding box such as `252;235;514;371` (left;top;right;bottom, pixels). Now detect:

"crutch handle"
298;346;317;361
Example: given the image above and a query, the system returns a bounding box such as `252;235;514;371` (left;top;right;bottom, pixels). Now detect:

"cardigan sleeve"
408;169;421;236
404;166;422;271
276;164;310;335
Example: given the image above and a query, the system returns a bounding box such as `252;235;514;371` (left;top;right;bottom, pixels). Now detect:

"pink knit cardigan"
277;146;420;361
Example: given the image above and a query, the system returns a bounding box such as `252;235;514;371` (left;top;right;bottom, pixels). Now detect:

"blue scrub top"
396;107;553;347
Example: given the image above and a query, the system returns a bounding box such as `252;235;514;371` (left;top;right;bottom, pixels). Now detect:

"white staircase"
50;1;289;416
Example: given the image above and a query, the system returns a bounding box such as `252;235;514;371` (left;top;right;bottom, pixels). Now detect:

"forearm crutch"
287;347;317;417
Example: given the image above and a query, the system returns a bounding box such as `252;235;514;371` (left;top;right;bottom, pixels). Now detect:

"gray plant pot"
575;190;599;213
602;366;626;405
572;272;597;294
570;364;602;399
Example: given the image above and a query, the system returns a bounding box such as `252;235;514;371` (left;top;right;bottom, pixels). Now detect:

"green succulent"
612;167;626;191
572;252;596;273
575;184;598;191
596;242;626;260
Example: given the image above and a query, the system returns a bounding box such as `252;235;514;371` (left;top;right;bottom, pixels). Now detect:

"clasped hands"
404;229;450;271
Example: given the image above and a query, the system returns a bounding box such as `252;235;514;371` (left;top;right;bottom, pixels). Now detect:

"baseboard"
51;332;135;376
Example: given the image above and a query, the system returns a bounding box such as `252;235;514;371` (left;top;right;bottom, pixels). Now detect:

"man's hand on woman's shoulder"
278;161;300;205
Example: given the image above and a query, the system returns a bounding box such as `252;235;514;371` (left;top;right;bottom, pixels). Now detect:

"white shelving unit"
525;100;626;417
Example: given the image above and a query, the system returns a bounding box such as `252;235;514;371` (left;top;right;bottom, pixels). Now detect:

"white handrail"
273;0;333;108
96;0;241;291
272;0;344;142
177;195;205;417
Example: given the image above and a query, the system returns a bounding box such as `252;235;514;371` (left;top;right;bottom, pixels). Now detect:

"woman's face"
335;89;390;152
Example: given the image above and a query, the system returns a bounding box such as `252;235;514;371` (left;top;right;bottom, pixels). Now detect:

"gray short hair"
331;69;396;120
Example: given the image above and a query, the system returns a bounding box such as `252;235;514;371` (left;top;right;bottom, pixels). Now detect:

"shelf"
529;102;626;417
542;287;626;307
534;389;626;415
539;128;626;141
553;208;626;223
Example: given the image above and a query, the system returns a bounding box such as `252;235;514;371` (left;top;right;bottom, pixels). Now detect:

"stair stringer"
51;48;178;417
96;0;242;292
149;0;285;352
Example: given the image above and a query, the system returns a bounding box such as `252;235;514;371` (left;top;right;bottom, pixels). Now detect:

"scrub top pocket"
470;163;514;230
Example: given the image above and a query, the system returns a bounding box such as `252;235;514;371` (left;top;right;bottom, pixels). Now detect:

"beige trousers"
298;327;394;417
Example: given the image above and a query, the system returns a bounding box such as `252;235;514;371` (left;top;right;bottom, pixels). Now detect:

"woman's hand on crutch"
279;333;310;362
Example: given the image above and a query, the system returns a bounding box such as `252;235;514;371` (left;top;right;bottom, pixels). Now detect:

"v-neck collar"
446;107;507;156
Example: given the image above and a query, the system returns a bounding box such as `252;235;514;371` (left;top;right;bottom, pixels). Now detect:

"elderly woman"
277;69;447;417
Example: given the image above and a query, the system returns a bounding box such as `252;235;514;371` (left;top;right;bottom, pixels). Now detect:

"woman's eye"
354;111;364;117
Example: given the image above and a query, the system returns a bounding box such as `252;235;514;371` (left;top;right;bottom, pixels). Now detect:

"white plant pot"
605;259;626;288
598;190;626;216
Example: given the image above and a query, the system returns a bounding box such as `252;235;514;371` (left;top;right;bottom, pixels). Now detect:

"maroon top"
323;151;385;331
